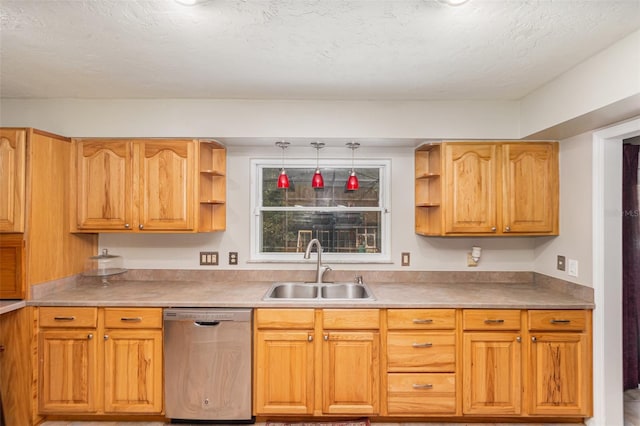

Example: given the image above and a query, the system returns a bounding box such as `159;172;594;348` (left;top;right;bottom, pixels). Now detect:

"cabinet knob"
124;223;130;229
324;334;329;341
0;345;5;353
516;336;521;343
491;227;497;232
88;333;93;340
104;334;109;340
505;226;511;232
139;224;144;230
308;335;313;342
531;336;537;342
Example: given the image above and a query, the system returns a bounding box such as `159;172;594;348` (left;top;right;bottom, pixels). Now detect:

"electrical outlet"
568;259;578;277
200;251;218;266
557;255;566;271
401;252;410;266
229;252;238;265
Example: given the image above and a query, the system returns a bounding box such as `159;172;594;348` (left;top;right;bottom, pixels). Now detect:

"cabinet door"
502;143;558;234
0;234;24;299
104;329;163;413
75;140;133;230
322;331;379;415
463;332;521;415
136;140;195;231
528;332;591;416
0;129;26;232
254;330;315;415
39;330;98;413
443;144;498;234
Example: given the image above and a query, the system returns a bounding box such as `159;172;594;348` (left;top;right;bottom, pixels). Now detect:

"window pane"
262;167;380;207
261;210;381;253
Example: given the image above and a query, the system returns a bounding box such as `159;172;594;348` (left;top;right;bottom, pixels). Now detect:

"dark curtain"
623;144;640;390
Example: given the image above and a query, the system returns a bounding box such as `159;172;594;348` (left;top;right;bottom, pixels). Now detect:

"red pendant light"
275;141;290;189
345;142;360;191
310;141;325;189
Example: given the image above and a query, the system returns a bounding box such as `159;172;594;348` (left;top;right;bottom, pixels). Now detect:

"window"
250;158;391;263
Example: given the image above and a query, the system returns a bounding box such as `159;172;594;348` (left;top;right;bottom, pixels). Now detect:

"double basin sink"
263;282;375;301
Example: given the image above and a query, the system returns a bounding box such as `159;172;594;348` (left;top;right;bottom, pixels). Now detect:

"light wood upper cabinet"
72;138;226;233
0;129;26;232
75;140;132;230
415;141;558;236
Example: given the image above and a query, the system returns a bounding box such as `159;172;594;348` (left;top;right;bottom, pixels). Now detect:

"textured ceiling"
0;0;639;100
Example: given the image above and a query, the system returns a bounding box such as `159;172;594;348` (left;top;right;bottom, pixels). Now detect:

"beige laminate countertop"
27;280;594;309
0;300;26;315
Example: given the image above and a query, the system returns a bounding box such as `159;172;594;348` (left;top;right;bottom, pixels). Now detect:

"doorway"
592;118;640;426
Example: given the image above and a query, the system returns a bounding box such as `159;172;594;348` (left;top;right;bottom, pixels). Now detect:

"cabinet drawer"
387;332;455;372
39;307;98;328
463;309;521;330
387;309;455;330
105;308;162;329
387;373;456;415
322;309;379;329
255;309;314;329
528;310;588;331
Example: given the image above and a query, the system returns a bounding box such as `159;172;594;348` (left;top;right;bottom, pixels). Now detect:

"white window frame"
250;158;391;263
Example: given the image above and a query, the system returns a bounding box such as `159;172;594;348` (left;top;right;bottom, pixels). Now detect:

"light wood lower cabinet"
38;307;163;416
254;308;380;416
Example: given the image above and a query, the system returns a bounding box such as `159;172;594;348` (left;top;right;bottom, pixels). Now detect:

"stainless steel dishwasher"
164;308;253;423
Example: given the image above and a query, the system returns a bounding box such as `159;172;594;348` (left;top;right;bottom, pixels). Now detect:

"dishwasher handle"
194;321;221;327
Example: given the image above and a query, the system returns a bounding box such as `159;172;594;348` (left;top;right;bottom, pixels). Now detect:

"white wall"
521;29;640;137
101;144;537;271
533;131;594;285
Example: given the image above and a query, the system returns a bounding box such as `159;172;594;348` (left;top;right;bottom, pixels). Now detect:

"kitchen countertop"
0;300;26;315
27;279;595;309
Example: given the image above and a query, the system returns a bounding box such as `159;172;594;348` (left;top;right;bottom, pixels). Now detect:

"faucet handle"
354;275;364;285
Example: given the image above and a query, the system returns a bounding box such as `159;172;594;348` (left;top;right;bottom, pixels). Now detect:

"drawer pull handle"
412;319;433;324
120;317;143;322
412;383;433;390
484;319;505;324
550;319;571;324
412;342;433;348
54;316;76;321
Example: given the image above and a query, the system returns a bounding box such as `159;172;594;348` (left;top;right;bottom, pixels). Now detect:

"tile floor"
626;388;640;426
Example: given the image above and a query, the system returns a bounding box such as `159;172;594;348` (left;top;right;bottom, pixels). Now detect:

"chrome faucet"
304;238;331;283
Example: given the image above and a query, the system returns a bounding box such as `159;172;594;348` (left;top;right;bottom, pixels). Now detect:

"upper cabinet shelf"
415;141;559;237
71;138;226;233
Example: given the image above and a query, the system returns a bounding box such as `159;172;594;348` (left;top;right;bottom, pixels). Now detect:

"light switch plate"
200;251;218;266
568;259;578;277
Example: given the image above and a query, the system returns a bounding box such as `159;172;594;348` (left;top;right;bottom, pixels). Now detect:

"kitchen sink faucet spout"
304;238;331;283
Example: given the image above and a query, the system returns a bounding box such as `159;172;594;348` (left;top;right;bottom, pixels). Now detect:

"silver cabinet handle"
484;319;505;324
124;223;130;229
139;224;144;230
505;226;511;232
491;226;497;232
324;334;329;341
516;336;521;343
104;334;109;340
532;336;537;342
54;316;76;321
412;342;433;348
412;383;433;390
120;317;142;322
308;334;313;342
412;319;433;324
550;319;571;324
88;333;93;340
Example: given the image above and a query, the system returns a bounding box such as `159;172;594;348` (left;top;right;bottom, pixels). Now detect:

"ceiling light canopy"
438;0;471;6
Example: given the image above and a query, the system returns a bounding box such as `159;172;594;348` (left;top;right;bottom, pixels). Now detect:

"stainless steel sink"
263;282;374;301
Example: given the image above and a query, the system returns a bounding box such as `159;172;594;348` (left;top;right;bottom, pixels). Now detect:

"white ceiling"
0;0;639;101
